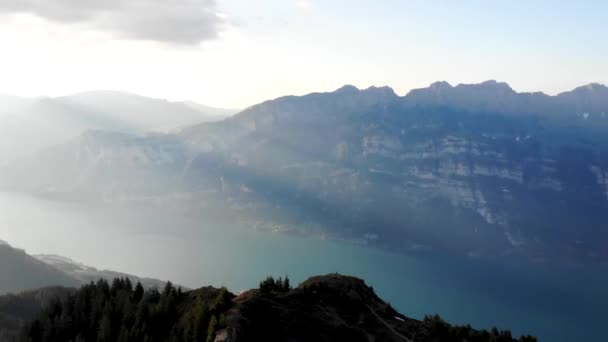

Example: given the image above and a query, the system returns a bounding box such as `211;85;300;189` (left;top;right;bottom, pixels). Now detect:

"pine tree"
134;282;145;302
124;278;133;292
282;276;291;291
191;302;208;342
206;315;218;342
163;281;175;297
97;305;113;342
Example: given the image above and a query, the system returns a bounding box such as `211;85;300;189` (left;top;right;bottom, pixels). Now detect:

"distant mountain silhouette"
0;92;237;163
0;240;175;296
0;241;78;295
404;80;608;115
34;254;178;291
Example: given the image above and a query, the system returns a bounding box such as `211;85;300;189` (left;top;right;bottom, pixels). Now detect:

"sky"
0;0;606;108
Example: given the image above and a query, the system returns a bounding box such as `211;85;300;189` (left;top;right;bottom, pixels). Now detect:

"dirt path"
366;304;413;342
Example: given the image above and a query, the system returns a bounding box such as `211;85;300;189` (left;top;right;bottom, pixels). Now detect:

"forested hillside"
5;275;536;342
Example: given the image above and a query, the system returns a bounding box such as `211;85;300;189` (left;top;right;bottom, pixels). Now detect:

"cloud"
0;0;225;45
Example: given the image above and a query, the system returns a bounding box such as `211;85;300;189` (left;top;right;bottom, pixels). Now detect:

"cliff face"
5;82;608;261
179;83;608;261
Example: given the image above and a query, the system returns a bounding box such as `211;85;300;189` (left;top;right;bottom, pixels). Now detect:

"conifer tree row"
21;278;232;342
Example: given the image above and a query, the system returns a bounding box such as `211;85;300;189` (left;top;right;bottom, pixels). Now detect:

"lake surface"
0;192;605;342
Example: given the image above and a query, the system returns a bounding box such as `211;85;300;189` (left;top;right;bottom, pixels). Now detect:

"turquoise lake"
0;192;605;342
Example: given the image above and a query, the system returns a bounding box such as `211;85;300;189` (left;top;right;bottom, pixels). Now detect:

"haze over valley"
1;1;606;341
3;81;608;262
0;92;237;164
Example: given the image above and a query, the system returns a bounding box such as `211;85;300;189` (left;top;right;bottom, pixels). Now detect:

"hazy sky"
0;0;605;108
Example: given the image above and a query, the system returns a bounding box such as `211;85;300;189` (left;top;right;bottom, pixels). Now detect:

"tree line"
21;278;232;342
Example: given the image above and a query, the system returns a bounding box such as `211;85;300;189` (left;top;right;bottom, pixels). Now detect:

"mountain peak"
362;85;398;98
569;83;608;94
558;82;608;97
407;80;516;97
335;84;360;93
463;80;515;92
429;81;453;90
584;82;606;90
403;80;524;112
299;273;378;301
364;85;395;92
480;79;505;85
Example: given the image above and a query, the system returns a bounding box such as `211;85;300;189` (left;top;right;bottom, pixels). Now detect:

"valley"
0;192;606;342
1;2;605;340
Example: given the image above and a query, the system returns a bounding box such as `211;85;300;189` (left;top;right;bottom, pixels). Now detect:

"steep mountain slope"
4;82;608;261
0;241;79;295
7;274;535;342
33;255;174;291
0;240;174;296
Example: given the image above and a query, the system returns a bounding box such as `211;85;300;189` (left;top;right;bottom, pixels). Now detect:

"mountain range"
3;81;608;261
0;92;238;164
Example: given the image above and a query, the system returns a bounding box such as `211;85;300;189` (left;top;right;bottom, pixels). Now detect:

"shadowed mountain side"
33;255;180;291
0;242;79;296
0;240;180;297
4;81;608;261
